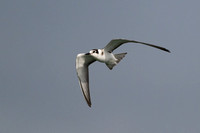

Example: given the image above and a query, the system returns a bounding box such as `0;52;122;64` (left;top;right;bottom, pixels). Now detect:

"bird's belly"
95;52;116;63
104;55;116;64
96;57;106;63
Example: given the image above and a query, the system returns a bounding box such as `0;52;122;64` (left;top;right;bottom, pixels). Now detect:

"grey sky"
0;0;200;133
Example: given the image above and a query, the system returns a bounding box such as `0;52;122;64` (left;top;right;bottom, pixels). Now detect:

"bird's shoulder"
76;53;95;68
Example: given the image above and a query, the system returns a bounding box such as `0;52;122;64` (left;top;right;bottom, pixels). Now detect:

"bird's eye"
93;51;95;53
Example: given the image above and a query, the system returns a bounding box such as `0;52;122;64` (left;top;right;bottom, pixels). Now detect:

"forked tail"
106;53;127;70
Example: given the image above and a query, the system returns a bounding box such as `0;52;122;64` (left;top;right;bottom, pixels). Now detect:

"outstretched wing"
76;53;96;107
104;39;170;53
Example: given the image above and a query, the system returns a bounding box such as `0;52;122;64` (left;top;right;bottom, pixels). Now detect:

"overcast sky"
1;0;200;133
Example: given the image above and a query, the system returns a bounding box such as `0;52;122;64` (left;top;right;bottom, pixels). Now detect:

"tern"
76;39;170;107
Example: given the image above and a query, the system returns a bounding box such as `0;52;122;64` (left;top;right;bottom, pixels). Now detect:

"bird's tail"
114;53;127;63
106;53;127;70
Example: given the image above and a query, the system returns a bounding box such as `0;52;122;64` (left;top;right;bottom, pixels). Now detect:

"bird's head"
86;49;99;56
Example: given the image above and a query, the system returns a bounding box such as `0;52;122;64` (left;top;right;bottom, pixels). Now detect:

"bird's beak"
85;53;90;55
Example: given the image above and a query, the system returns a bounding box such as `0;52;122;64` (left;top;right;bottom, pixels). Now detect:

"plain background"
1;0;200;133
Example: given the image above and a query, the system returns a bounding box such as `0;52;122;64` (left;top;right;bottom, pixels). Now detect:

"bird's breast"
95;55;106;63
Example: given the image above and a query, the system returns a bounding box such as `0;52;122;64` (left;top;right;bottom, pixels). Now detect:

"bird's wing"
104;39;170;53
76;53;96;107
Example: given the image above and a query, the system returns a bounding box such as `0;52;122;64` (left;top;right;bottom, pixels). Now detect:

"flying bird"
76;39;170;107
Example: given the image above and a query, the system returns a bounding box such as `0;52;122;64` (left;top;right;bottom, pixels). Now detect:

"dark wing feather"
104;39;170;53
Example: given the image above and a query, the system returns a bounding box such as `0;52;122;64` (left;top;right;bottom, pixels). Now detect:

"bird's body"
76;39;170;107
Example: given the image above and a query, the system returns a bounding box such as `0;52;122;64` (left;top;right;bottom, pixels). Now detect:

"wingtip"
84;96;92;108
165;48;171;53
87;102;92;107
